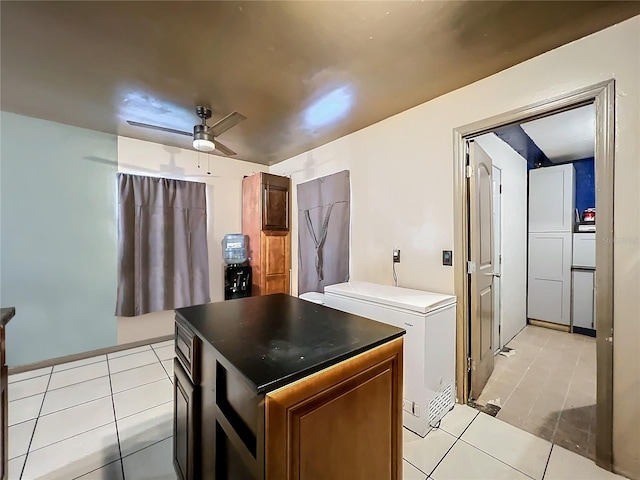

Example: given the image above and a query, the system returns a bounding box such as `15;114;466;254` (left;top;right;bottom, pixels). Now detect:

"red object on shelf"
581;208;596;223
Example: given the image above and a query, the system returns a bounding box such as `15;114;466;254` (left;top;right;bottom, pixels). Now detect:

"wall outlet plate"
393;249;401;263
442;250;453;266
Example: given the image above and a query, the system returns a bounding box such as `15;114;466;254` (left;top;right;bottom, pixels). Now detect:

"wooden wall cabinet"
242;173;291;296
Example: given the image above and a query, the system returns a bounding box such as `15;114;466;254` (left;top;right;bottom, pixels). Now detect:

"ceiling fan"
127;106;246;156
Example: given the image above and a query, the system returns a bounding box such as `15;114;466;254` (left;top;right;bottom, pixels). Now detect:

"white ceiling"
521;104;595;163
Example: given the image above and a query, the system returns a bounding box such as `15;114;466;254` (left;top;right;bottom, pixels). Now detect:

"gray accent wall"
1;112;118;366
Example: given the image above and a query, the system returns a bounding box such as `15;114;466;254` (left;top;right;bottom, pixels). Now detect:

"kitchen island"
174;294;404;480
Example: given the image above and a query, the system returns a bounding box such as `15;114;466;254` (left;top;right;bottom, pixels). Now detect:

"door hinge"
466;165;474;178
499;184;503;194
467;261;476;274
467;357;473;372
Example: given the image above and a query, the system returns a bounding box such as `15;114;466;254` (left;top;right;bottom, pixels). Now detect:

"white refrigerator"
527;164;575;325
324;281;456;437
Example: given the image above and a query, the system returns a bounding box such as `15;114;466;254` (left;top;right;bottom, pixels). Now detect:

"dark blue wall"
494;124;551;168
490;126;595;216
573;158;595;215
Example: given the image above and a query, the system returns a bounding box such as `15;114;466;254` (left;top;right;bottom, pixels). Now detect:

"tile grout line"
427;437;459;478
426;410;479;478
541;444;554;479
8;342;175;479
105;355;127;480
120;436;171;462
23;395;172;459
13;367;169;422
456;435;539;479
51;357;106;373
8;368;53;386
150;345;173;382
71;459;123;480
8;340;172;390
19;370;53;480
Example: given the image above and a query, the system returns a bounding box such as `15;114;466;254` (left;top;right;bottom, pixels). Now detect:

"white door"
469;141;495;399
492;166;502;353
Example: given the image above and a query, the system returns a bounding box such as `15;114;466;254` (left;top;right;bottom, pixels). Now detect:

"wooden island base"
265;338;403;480
173;294;405;480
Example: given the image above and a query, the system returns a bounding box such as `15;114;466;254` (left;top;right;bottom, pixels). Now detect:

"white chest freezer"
324;281;456;436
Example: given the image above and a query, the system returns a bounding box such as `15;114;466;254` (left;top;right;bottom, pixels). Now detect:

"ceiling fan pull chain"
207;153;211;175
197;151;201;169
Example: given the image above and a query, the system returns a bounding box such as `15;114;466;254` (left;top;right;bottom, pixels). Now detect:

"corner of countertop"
1;307;16;327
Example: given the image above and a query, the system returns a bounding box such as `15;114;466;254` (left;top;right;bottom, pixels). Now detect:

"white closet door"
529;164;575;233
528;232;572;325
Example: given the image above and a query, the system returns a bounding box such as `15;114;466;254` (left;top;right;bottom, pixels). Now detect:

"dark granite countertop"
1;307;15;328
175;294;404;394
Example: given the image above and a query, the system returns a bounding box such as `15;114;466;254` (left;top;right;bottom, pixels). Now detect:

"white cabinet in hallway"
528;164;575;233
572;270;596;330
528;164;575;326
528;232;573;325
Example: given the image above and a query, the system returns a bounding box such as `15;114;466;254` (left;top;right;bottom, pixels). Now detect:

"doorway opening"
453;81;614;470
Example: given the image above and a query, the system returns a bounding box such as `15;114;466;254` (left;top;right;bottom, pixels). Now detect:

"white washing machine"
324;281;456;437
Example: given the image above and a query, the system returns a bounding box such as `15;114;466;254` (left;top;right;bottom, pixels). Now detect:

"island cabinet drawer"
175;318;201;384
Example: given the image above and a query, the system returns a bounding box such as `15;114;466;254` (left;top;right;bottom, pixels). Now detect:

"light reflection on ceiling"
303;86;354;132
117;89;195;132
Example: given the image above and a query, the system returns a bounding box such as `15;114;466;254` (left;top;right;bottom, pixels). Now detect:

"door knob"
484;272;501;278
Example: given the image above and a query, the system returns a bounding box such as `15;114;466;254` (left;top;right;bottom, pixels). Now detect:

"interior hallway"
477;325;597;460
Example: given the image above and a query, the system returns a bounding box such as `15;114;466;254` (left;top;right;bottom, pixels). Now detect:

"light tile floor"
7;340;175;480
7;338;624;480
477;325;597;460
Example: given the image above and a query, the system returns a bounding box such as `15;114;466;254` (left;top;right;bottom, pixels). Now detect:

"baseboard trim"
573;326;597;338
8;334;174;375
528;318;570;333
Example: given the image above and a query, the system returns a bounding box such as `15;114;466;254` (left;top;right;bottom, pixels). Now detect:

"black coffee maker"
224;264;252;300
222;234;252;300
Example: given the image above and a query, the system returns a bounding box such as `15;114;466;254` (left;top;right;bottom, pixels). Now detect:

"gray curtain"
116;173;210;316
297;170;350;295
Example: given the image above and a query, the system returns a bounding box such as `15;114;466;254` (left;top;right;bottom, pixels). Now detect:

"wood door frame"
453;80;615;470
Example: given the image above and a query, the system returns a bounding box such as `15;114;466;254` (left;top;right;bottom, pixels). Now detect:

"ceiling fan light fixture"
193;136;215;152
193;125;215;152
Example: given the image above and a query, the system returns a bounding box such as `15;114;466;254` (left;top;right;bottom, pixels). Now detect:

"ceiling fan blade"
214;140;237;157
206;112;246;137
127;120;192;137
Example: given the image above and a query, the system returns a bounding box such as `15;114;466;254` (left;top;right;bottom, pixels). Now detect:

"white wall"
270;17;640;478
475;134;528;346
116;137;268;344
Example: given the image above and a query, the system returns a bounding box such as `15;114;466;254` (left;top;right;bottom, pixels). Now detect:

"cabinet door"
262;176;289;231
174;359;200;480
261;231;290;295
528;232;572;325
572;270;595;330
529;164;575;232
265;338;403;480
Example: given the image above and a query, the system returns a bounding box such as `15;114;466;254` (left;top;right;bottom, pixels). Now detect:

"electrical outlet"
393;248;401;263
442;250;453;266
